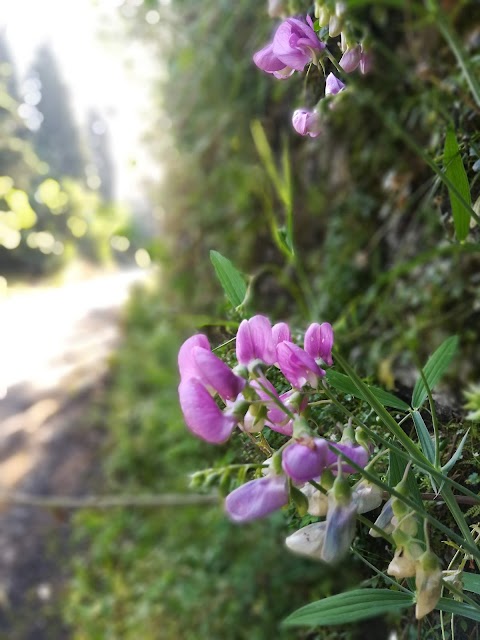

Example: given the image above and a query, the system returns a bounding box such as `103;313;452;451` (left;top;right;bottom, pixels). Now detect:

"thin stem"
351;547;413;595
0;491;218;510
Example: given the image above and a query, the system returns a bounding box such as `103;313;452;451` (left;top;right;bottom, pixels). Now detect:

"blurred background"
0;0;479;638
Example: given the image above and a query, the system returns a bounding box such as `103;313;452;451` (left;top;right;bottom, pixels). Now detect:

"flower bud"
387;547;416;579
339;44;361;73
285;522;327;560
301;482;329;516
369;498;394;537
415;551;442;619
292;109;322;139
329;14;343;38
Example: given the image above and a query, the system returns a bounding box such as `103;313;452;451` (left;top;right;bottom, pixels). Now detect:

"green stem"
331;350;430;465
440;484;480;571
434;8;480;108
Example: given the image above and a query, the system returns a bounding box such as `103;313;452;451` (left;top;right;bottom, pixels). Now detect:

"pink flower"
292;109;322;138
282;438;329;482
178;334;210;380
225;475;289;522
277;341;325;388
339;44;362;73
253;16;325;78
359;49;373;75
236;315;276;366
178;335;245;401
178;378;238;444
304;322;334;365
272;321;291;346
325;73;346;97
326;442;370;474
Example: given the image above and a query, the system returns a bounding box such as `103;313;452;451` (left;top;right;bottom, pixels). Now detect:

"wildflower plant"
176;0;480;635
179;247;480;631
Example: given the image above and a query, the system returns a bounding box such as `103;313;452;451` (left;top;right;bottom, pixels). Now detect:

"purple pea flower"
236;315;277;367
225;474;289;522
322;493;357;563
292;109;322;138
178;333;211;380
253;16;325;78
282;438;329;482
272;321;291;346
266;389;307;436
178;378;238;444
189;346;245;401
178;335;245;401
246;377;294;435
359;48;373;75
339;44;362;73
304;322;334;366
325;73;346;97
277;341;325;388
326;441;370;474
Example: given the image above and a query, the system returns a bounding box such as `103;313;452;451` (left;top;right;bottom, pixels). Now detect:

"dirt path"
0;270;146;639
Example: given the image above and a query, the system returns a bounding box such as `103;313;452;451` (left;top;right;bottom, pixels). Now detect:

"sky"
1;0;158;201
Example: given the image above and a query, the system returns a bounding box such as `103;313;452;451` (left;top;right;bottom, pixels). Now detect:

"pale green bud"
415;551;442;619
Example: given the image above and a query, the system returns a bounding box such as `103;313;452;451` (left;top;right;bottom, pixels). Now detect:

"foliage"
65;0;480;638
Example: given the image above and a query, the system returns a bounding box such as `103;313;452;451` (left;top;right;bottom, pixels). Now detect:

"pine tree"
29;45;85;180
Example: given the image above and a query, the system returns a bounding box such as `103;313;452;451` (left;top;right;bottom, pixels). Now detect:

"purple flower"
359;49;373;75
292;109;322;138
304;322;334;365
189;346;245;401
277;341;325;388
178;378;237;444
325;73;346;97
282;438;329;482
225;475;288;522
248;378;294;435
339;44;362;73
272;321;291;346
326;442;370;474
322;494;357;563
236;315;276;366
178;335;245;401
254;16;325;78
266;389;307;436
178;334;210;380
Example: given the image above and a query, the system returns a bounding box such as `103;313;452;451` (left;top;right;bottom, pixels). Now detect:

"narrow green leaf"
442;429;470;474
326;370;410;411
462;572;480;596
282;589;414;627
412;336;459;409
209;250;247;309
444;128;471;241
436;597;480;622
412;411;435;464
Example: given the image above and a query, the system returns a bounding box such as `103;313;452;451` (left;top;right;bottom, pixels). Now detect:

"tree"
85;109;115;201
29;45;85;180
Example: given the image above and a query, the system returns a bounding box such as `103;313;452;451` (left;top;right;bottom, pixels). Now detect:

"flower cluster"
253;2;372;138
178;315;375;564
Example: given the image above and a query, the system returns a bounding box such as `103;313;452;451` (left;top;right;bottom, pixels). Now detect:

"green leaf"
282;589;414;627
411;336;459;409
462;572;480;596
442;429;470;474
326;370;410;411
444;128;472;242
209;250;247;309
436;597;480;622
412;411;435;464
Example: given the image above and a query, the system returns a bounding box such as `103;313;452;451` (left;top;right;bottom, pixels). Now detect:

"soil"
0;272;143;639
